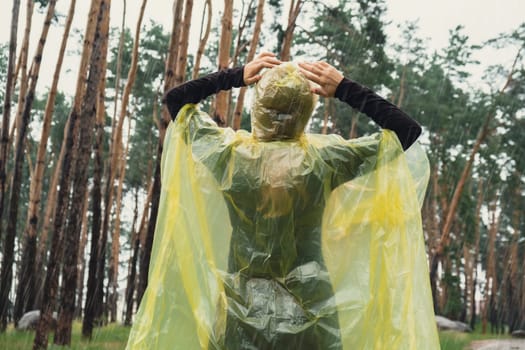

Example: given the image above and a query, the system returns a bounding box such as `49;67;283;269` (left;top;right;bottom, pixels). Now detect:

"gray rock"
512;330;525;338
17;310;57;331
435;315;472;333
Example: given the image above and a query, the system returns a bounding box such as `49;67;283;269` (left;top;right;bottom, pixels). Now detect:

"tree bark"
124;188;140;325
0;0;55;331
232;0;265;130
102;0;147;326
469;179;484;329
14;0;77;325
138;0;184;304
75;187;91;319
214;0;234;125
33;0;102;347
174;0;194;86
482;197;500;334
0;0;21;332
192;0;212;79
506;178;521;332
54;0;110;345
280;0;302;61
81;50;107;339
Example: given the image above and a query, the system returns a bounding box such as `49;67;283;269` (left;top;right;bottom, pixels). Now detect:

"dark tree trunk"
0;0;21;332
32;0;103;348
1;0;57;330
14;0;76;325
137;0;183;303
82;46;107;341
124;189;140;326
54;1;109;343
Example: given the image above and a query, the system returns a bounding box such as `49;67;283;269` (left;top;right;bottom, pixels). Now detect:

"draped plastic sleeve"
126;104;439;350
126;105;233;349
322;131;439;349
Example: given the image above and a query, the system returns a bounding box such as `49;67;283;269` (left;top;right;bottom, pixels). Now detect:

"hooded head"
251;63;316;141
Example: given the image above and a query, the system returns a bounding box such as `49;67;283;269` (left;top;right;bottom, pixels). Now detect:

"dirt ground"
469;339;525;350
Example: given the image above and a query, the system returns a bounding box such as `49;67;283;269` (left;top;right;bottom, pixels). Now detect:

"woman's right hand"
243;52;282;85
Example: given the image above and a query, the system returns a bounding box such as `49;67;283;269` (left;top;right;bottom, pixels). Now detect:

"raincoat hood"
251;62;316;141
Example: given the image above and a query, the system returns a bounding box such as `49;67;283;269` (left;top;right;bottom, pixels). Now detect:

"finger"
256;52;276;59
298;67;322;85
317;61;331;68
259;56;282;65
311;86;328;97
246;75;262;85
255;61;281;71
298;62;323;76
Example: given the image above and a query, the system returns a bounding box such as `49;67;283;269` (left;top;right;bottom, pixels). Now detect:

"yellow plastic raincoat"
127;65;439;350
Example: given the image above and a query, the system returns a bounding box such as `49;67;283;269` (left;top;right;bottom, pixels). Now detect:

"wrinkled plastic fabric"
126;104;440;350
251;63;316;141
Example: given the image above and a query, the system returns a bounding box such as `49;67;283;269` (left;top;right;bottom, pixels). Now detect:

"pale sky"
1;0;524;93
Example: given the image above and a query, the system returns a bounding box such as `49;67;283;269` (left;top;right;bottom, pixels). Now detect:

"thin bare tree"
0;0;56;330
14;0;77;324
33;0;102;347
214;0;234;125
232;0;265;130
280;0;303;61
174;0;194;86
138;0;184;303
0;0;21;332
192;0;212;79
101;0;147;326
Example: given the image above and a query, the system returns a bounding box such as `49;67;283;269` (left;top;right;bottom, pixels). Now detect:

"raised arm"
164;67;245;120
165;52;281;120
298;61;421;150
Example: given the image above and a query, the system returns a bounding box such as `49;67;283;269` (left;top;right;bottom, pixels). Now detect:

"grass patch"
439;328;513;350
1;322;515;349
0;322;130;350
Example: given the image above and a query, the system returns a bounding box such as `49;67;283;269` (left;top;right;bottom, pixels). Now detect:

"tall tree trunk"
279;0;302;61
469;179;484;329
192;0;212;79
138;0;184;304
174;0;193;86
99;0;146;327
124;188;140;326
108;115;132;323
54;0;110;343
14;0;77;325
81;49;107;339
214;0;233;125
0;0;55;331
0;0;21;332
33;0;102;347
75;187;90;319
506;179;521;332
482;197;500;334
232;0;265;130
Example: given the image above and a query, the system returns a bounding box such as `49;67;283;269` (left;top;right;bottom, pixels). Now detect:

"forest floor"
469;339;525;350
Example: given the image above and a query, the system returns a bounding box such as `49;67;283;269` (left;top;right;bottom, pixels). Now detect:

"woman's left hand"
244;52;282;85
298;61;344;97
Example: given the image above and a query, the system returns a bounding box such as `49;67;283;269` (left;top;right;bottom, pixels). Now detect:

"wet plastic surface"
127;105;439;349
251;62;316;141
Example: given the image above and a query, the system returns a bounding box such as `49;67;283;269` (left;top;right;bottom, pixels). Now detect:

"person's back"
126;54;440;350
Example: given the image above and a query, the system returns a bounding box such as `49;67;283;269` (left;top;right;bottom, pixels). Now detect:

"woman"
126;53;439;349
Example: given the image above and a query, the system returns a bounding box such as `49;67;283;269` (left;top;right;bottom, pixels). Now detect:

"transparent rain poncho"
127;66;440;350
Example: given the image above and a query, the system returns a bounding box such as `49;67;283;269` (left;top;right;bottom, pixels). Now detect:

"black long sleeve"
165;67;245;120
335;78;421;150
